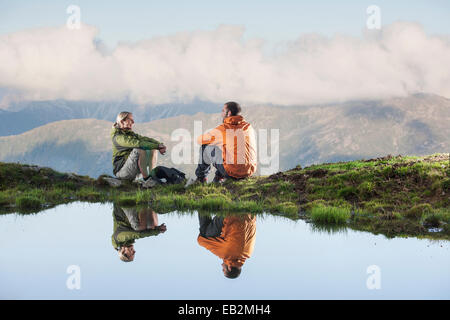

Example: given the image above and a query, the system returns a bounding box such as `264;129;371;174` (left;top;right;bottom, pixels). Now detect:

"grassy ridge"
0;153;449;239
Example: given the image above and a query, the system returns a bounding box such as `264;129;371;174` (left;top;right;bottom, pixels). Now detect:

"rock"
66;173;82;181
25;165;41;172
101;177;123;188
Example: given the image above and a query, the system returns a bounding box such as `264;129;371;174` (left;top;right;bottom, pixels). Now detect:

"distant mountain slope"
0;99;218;136
0;94;448;178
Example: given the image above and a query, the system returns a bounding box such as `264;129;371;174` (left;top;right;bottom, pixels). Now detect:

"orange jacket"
197;115;257;178
197;214;256;267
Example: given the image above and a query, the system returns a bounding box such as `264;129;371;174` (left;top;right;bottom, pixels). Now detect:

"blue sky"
1;0;449;48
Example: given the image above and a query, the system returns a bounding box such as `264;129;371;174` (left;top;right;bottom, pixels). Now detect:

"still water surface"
0;202;448;299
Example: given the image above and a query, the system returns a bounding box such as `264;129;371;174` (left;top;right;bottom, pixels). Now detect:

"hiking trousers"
195;145;230;180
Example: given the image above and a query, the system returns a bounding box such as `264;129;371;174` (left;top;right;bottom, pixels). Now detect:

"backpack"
151;166;186;184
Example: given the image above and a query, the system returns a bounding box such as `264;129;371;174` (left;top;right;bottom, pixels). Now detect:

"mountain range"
0;99;218;136
0;93;448;178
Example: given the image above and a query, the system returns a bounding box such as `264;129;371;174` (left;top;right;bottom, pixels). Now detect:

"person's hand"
158;223;167;232
158;144;167;155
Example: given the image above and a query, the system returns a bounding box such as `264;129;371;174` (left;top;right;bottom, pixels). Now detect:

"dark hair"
224;266;242;279
224;101;241;116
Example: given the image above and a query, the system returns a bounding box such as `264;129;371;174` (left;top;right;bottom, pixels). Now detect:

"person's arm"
155;223;167;232
197;126;224;146
138;134;161;145
136;133;166;154
197;235;226;258
113;132;160;150
138;223;167;236
134;133;162;149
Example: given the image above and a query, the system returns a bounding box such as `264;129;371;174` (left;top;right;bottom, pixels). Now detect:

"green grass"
269;202;298;216
310;205;351;224
232;200;263;213
1;153;449;239
15;196;42;212
404;203;433;219
423;208;450;224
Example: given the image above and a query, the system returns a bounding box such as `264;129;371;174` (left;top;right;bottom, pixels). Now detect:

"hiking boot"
212;175;226;184
142;177;158;188
135;176;158;188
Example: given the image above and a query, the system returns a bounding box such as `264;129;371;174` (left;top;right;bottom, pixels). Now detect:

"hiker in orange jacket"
197;213;256;279
194;102;257;183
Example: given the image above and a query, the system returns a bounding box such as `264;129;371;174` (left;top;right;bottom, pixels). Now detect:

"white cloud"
0;22;449;107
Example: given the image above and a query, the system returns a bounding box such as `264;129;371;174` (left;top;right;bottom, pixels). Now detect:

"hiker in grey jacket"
111;111;167;182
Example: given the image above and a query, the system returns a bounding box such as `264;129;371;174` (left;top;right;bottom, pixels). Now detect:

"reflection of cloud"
1;22;449;107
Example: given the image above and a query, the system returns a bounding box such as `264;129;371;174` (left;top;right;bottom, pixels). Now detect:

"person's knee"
137;149;147;157
199;145;209;164
150;149;157;167
201;144;222;164
200;144;208;157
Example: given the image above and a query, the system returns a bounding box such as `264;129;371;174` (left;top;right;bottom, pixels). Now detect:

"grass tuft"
310;205;351;224
404;203;433;219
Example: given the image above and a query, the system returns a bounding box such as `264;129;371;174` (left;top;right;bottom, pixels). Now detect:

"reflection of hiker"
197;213;256;279
111;111;167;186
192;102;257;184
112;204;167;262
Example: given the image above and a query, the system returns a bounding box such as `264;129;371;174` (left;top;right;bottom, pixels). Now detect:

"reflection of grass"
310;223;348;235
310;205;351;224
117;197;136;207
150;194;265;214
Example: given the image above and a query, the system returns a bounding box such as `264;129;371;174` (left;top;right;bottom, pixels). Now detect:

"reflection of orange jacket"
197;115;257;178
197;215;256;267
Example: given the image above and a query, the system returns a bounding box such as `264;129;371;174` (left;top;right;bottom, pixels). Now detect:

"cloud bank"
0;22;449;107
